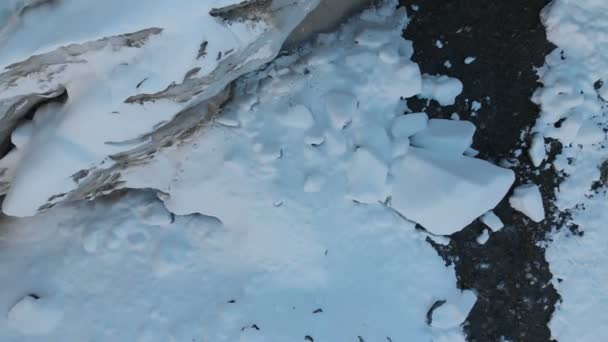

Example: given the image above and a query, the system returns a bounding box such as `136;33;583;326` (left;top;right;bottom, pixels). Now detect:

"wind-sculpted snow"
0;0;320;216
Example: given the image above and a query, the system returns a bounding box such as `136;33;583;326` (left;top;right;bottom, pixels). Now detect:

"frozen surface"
391;148;514;235
509;184;545;223
0;2;486;341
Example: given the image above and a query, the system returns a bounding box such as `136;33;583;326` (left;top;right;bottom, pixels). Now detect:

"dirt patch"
399;0;560;341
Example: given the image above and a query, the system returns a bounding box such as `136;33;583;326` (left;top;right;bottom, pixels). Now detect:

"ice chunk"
476;229;490;245
419;74;463;106
430;290;477;329
391;148;515;235
390;112;428;139
509;184;545;222
410;119;476;155
324;91;357;129
574;120;604;145
464;56;476;64
8;295;63;336
528;133;546;167
279;104;315;128
480;211;504;232
347;147;389;203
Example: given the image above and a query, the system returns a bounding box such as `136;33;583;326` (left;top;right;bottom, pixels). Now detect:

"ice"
391;148;515;235
430;290;477;329
480;211;504;232
464;56;476;64
419;74;463;106
7;295;64;336
509;184;545;222
476;229;490;245
528;133;546;167
410;119;476;155
544;112;584;144
10;121;33;149
347;147;389;203
435;40;444;48
390;112;428;139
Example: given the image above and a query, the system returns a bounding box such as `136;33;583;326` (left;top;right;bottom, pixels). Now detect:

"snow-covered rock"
509;184;545;222
410;119;476;155
391;148;515;235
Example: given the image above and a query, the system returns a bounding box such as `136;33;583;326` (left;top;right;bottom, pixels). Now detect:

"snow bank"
419;74;463;106
535;0;608;339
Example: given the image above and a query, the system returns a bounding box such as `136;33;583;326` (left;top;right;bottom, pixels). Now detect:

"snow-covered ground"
531;0;608;340
0;1;525;340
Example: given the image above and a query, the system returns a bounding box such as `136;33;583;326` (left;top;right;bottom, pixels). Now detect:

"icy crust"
0;190;473;341
0;0;321;216
533;0;608;340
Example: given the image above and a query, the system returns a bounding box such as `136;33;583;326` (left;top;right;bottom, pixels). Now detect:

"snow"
0;0;321;216
324;90;357;129
419;74;463;106
391;148;514;235
0;2;490;341
429;290;477;329
480;211;504;232
7;295;63;336
476;229;490;245
410;119;476;155
390;112;428;139
534;0;608;339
